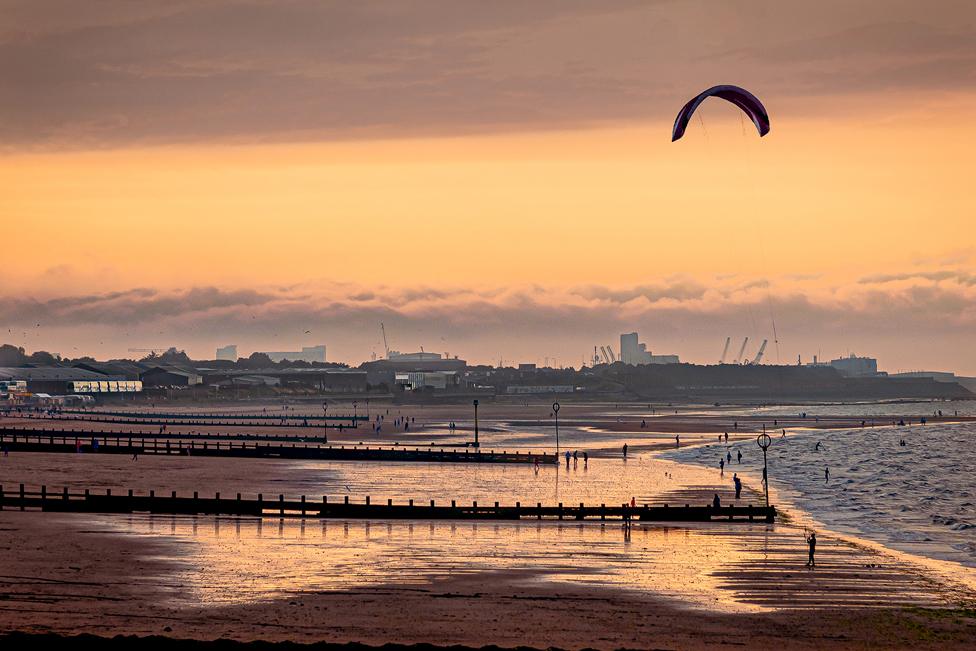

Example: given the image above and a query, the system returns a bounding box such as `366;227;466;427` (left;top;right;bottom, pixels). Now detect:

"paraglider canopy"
671;85;770;142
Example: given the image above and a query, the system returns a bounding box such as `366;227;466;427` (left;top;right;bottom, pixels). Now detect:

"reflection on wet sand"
105;512;969;614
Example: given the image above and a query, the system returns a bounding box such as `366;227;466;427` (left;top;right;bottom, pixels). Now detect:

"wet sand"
3;402;976;648
2;510;975;649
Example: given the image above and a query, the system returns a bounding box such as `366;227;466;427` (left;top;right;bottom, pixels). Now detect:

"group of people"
564;449;589;469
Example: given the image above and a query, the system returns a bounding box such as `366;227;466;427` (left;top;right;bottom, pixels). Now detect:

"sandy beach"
3;402;976;648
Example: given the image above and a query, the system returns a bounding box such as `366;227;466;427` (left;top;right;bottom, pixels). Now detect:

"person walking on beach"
824;466;830;483
622;443;628;458
712;493;721;509
737;449;742;464
806;532;817;568
726;450;732;464
675;434;680;448
724;432;728;443
583;451;588;468
719;458;725;475
733;473;742;499
565;450;571;467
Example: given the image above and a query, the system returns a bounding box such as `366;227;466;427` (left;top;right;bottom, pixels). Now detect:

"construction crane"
599;346;612;364
380;323;390;359
750;339;768;365
606;345;617;363
719;337;731;364
733;337;749;365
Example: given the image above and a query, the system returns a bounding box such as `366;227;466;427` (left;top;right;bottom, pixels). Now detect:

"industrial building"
361;353;467;387
829;354;879;378
0;367;142;395
216;344;238;361
259;345;326;363
140;366;204;387
201;368;367;393
619;332;680;365
394;371;461;391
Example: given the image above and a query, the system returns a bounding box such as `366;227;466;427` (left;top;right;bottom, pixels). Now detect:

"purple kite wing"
671;85;770;141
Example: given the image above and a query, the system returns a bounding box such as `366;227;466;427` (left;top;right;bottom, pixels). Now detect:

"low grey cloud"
2;1;974;149
570;281;707;304
859;270;976;285
3;277;975;373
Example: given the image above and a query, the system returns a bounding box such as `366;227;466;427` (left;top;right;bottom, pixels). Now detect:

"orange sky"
5;97;973;291
2;1;975;372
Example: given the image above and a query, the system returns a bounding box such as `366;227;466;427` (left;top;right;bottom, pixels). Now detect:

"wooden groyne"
3;413;352;429
41;409;358;422
0;430;548;464
2;424;346;443
0;484;776;523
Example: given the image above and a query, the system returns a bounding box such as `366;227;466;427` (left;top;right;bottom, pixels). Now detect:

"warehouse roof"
0;366;124;381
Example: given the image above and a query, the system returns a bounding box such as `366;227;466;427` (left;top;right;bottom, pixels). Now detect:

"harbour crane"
750;339;768;365
733;337;749;364
380;323;390;359
600;346;612;364
606;345;617;363
719;336;731;364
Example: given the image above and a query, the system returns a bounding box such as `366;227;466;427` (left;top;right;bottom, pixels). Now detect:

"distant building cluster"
619;332;680;366
3;336;974;407
259;345;326;364
805;354;880;378
215;344;238;361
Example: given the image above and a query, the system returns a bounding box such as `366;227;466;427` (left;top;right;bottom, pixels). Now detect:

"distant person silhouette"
622;443;628;458
719;458;725;475
737;449;742;464
712;493;721;509
806;532;817;568
675;434;680;448
825;466;830;483
733;474;742;499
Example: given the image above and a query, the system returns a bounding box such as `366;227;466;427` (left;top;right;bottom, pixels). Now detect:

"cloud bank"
3;271;975;373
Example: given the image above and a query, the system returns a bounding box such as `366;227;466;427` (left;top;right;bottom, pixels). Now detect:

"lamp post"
552;401;560;456
756;430;772;509
472;399;480;448
352;401;358;428
322;400;328;444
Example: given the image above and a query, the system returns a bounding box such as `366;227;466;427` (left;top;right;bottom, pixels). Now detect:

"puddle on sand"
101;514;766;614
